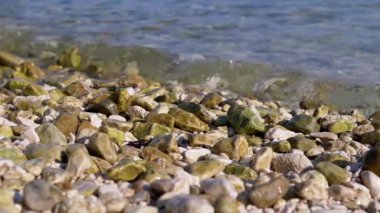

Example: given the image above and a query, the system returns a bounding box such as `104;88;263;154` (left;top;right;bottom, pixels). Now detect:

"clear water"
1;0;380;111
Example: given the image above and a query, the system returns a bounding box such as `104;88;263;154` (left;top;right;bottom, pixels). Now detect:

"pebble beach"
1;48;380;213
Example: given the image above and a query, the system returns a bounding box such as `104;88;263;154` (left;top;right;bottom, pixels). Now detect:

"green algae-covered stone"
178;101;213;123
224;163;257;180
186;160;225;180
87;99;119;116
0;125;14;138
6;79;29;92
57;47;82;68
36;123;67;146
272;140;292;153
227;105;264;135
200;92;223;109
133;96;158;111
0;51;24;67
315;162;350;184
145;112;175;129
23;83;48;96
361;130;380;145
101;126;125;147
363;147;380;177
288;136;317;152
286;115;320;134
0;147;27;164
169;107;209;132
107;158;146;181
49;89;65;102
213;135;248;160
141;146;173;163
117;89;133;113
149;134;179;153
315;153;350;168
132;122;171;140
328;120;356;134
25;144;65;161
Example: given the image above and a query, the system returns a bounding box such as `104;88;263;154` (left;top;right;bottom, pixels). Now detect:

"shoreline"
0;48;380;212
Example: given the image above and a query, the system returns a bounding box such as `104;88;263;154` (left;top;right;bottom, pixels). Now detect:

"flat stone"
265;126;298;141
224;163;257;180
54;112;79;137
184;148;211;164
315;162;350;185
146;112;175;129
25;143;65;161
107;159;146;181
310;132;338;142
178;101;213;123
149;133;179;153
186;160;225;180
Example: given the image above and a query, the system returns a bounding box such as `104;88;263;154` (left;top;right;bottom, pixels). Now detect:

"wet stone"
200;92;223;109
178;101;213;123
286;115;320;134
227;104;265;135
87;99;119;116
363;147;380;177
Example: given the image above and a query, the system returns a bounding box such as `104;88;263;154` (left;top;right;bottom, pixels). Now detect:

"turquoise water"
1;0;380;110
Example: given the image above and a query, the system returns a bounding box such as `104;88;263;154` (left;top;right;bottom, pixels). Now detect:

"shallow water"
1;0;380;111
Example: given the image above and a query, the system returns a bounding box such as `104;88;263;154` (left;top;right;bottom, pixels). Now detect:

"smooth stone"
22;158;52;176
107;159;146;181
201;178;238;199
151;178;189;195
0;189;18;213
55;195;106;213
0;147;27;164
128;105;148;121
36;123;67;146
328;120;356;134
328;184;355;202
212;135;248;160
54;112;79;137
286;115;320;134
117;88;133;113
66;81;90;98
295;170;329;200
251;147;273;172
178;101;213;123
87;132;117;164
0;125;14;138
98;184;126;212
169;107;210;132
25;143;65;161
20;127;40;143
72;181;99;197
146;112;175;129
315;162;350;185
362;147;380;176
272;152;313;174
361;130;380;145
224;163;257;180
227;105;265;134
133;95;158;111
189;133;224;147
124;206;158;213
310;132;338;142
165;195;214;213
87;99;118;116
214;196;239;213
352;124;375;139
23;83;48;96
361;170;380;200
149;133;179;153
249;173;290;208
132;122;171;140
23;179;63;211
288;136;317;152
200;92;223;109
314;153;350;168
184;148;211;164
265;126;297;141
142;146;173;163
66;144;97;179
186;160;225;180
